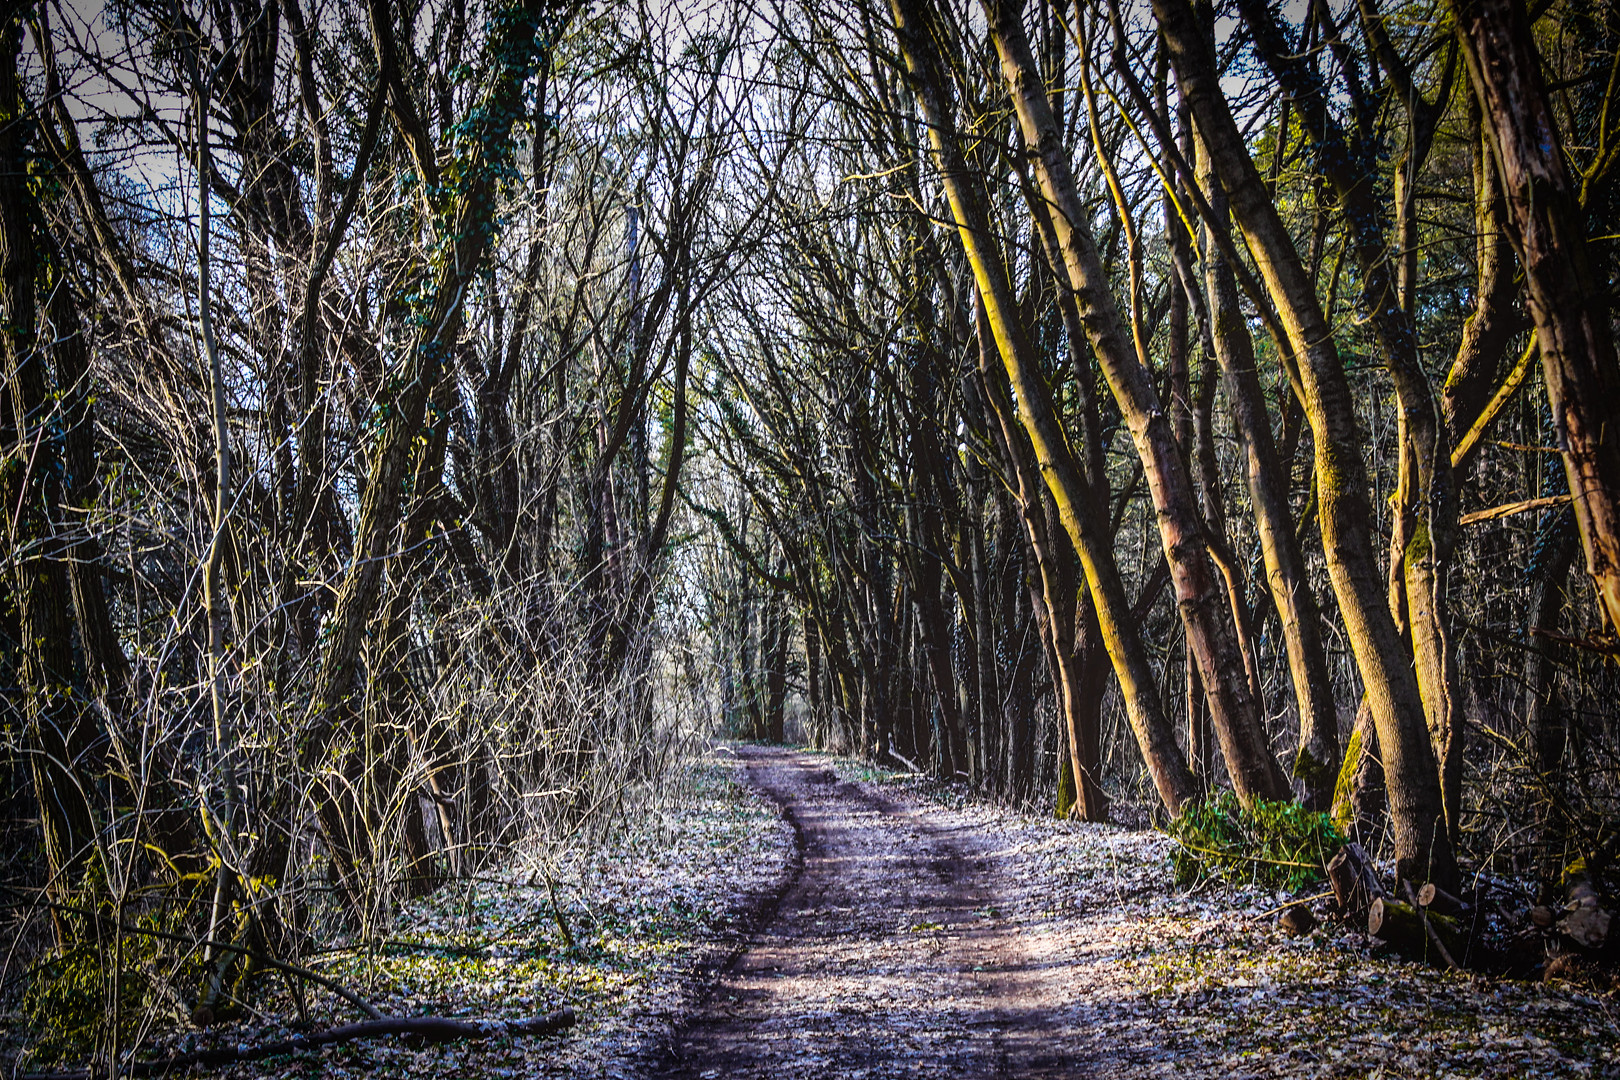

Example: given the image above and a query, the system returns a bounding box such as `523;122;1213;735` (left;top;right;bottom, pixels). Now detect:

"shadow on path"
650;746;1079;1079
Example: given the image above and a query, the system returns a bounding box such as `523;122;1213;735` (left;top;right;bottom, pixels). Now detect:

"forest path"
650;746;1083;1079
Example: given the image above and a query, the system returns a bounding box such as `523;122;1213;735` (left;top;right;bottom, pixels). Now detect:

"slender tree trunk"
1525;507;1576;876
983;0;1288;805
189;54;244;1000
976;298;1109;818
1444;106;1523;471
1166;183;1211;792
1451;0;1620;638
1007;552;1040;801
890;0;1197;812
1190;135;1341;808
805;610;825;748
1;16;97;939
1154;0;1455;885
765;591;788;744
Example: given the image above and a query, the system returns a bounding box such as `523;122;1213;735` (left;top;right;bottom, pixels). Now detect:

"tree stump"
1369;897;1464;966
1327;842;1383;922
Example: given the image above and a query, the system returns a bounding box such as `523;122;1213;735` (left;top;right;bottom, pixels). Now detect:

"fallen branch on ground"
0;887;380;1020
887;747;925;775
19;1009;577;1080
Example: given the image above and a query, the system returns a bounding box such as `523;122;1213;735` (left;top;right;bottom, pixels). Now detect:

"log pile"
1371;890;1465;969
1324;842;1616;982
1326;843;1470;968
1533;863;1614;983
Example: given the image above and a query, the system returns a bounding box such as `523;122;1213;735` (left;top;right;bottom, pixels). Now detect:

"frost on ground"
828;754;1620;1079
78;748;1619;1079
198;752;794;1080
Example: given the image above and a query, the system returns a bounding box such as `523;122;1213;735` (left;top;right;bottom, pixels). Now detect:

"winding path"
652;746;1079;1079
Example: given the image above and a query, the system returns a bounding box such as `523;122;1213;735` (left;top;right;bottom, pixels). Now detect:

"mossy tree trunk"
888;0;1198;814
983;0;1289;806
1189;134;1341;809
1153;0;1456;887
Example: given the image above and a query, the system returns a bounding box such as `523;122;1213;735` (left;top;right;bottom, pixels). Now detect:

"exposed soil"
653;746;1080;1078
651;746;1620;1080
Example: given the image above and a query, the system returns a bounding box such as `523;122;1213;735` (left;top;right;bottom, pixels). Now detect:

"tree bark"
1450;0;1620;639
976;297;1109;818
1154;0;1456;886
1444;106;1523;473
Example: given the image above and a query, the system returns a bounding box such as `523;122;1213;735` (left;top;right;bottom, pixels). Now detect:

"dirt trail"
652;746;1079;1079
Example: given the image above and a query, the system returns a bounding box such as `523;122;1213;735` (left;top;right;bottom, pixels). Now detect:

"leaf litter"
822;752;1619;1078
125;747;1617;1078
178;752;794;1079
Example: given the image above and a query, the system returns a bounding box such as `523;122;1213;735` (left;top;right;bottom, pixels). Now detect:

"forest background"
1;0;1617;1069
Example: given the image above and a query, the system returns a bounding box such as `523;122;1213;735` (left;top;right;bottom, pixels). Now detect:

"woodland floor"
78;745;1620;1079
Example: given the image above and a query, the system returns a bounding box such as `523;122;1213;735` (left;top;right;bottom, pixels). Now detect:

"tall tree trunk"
1191;134;1341;808
1153;0;1456;886
764;591;788;744
1236;0;1463;839
1;15;97;936
889;0;1197;813
983;0;1288;805
976;298;1109;818
1450;0;1620;638
304;0;552;916
1166;177;1211;792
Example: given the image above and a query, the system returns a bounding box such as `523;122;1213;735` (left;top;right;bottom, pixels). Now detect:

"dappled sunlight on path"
650;748;1616;1080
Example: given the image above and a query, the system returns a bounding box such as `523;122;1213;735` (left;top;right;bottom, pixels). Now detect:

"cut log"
1369;898;1464;966
1327;842;1384;921
1559;880;1612;950
18;1009;576;1080
1279;904;1318;936
1416;881;1468;917
1543;951;1588;982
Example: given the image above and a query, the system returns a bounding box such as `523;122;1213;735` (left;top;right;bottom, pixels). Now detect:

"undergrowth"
1166;791;1342;892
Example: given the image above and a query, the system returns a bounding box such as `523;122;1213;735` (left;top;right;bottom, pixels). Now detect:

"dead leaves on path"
126;753;1617;1079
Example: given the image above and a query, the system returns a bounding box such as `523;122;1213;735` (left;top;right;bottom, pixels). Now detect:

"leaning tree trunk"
1236;0;1463;841
976;301;1109;819
1190;134;1341;809
1153;0;1456;887
983;0;1289;806
1450;0;1620;639
889;0;1197;813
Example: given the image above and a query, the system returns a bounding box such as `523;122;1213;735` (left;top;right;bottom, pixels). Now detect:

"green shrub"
1166;790;1342;892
